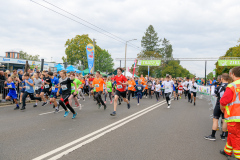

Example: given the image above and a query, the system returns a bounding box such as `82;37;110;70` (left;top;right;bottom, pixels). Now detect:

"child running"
5;77;19;110
135;80;145;105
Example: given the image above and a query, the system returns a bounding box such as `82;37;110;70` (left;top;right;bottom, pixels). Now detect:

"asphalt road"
0;95;229;160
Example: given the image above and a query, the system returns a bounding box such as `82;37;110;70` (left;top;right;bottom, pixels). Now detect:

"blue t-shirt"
135;84;144;94
135;80;138;85
51;77;59;93
197;80;201;85
21;81;26;91
212;80;217;87
7;82;16;93
25;79;34;93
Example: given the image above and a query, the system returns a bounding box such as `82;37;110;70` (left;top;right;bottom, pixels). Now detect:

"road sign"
137;60;161;66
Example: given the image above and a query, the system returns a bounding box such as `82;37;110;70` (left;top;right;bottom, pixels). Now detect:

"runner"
33;72;43;107
78;76;85;101
174;80;179;100
178;81;183;99
110;68;130;116
19;75;26;104
155;80;161;102
106;77;113;104
48;72;60;112
21;73;42;110
127;77;136;101
135;80;145;105
68;73;81;109
204;73;229;141
147;77;153;99
57;70;77;119
5;77;19;110
92;71;107;110
190;78;197;105
41;71;52;106
162;75;174;108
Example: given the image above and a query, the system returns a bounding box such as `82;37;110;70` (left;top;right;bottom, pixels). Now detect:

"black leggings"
187;90;191;101
59;95;75;114
95;91;105;105
155;91;160;100
22;92;42;107
105;92;112;101
128;90;135;101
165;92;171;104
144;90;148;96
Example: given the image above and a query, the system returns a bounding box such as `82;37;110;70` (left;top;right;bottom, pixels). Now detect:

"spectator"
11;70;19;79
0;71;6;93
0;71;6;81
6;70;11;77
4;72;8;79
18;70;23;81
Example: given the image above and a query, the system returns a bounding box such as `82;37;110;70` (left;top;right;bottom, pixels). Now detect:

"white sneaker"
137;103;139;106
167;105;170;109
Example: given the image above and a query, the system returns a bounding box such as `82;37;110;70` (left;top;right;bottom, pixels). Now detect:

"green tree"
215;44;240;76
19;51;40;61
64;34;114;72
207;72;213;80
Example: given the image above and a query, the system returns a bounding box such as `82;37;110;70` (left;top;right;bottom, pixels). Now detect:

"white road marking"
33;100;166;160
39;107;81;116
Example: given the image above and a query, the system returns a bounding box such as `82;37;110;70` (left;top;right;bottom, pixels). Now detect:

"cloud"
0;0;239;77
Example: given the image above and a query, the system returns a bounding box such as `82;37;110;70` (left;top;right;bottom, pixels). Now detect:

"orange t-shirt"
128;80;136;91
92;78;105;92
143;81;148;89
140;77;145;83
80;80;85;88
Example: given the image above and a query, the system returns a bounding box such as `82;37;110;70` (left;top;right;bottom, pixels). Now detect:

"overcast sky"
0;0;239;77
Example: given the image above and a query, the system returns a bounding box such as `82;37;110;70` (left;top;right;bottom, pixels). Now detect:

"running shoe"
167;105;170;109
220;134;226;141
110;101;112;104
110;111;116;116
72;112;77;119
103;104;107;110
98;104;102;109
14;107;19;110
20;106;26;110
137;103;139;106
53;104;55;108
83;98;85;101
219;150;231;157
42;102;47;106
177;97;178;100
180;96;182;99
194;102;196;106
127;103;131;109
33;104;37;108
54;108;59;113
204;135;216;141
190;100;193;103
64;111;70;117
118;102;121;105
104;101;106;104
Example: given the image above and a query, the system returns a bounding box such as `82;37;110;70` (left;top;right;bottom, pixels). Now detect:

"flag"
132;59;137;77
86;44;95;74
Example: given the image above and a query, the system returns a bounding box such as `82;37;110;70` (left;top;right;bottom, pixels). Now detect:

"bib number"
8;85;12;88
35;86;39;90
129;85;132;87
26;86;30;90
61;85;67;90
45;85;49;88
117;85;123;89
107;88;110;91
138;87;142;90
71;86;75;90
95;84;99;88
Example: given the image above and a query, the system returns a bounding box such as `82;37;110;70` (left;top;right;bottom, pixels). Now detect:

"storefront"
0;56;56;72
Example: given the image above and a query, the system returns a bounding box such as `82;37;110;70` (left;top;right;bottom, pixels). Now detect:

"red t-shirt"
114;75;127;92
89;78;94;86
178;85;183;90
220;88;234;106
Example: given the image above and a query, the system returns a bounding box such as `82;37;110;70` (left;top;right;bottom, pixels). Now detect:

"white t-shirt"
155;84;161;92
190;82;198;92
162;81;174;93
183;81;189;90
188;81;192;90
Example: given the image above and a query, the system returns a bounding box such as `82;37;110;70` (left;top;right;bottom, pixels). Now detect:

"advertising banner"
137;60;161;66
86;44;95;74
218;60;240;66
197;85;210;95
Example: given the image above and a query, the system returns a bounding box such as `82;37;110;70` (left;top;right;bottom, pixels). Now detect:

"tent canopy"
54;64;65;72
66;65;83;74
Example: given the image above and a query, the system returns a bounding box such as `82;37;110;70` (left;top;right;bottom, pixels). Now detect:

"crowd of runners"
1;66;240;159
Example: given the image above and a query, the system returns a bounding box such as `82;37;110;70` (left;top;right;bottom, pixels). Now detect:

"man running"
110;68;130;116
33;72;43;108
162;75;174;108
48;72;60;112
190;77;197;105
41;71;52;106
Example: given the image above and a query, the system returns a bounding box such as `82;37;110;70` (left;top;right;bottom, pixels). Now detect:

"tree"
64;34;114;72
207;72;213;80
215;44;240;76
19;51;40;61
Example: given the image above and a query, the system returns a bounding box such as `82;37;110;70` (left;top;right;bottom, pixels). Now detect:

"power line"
42;0;141;49
30;0;141;50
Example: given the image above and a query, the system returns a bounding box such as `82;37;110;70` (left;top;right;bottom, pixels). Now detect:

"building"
0;51;57;72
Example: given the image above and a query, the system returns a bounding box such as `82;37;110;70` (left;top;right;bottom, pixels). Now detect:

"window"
7;52;10;58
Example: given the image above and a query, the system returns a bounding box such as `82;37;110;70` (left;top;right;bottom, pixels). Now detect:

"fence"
196;85;222;130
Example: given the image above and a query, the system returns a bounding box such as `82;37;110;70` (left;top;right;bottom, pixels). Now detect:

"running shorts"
213;103;224;119
115;90;126;98
191;91;197;97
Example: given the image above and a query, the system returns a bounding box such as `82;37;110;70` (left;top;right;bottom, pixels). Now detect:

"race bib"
95;84;99;88
117;85;123;89
61;85;67;90
8;85;12;88
90;81;93;84
138;87;142;90
129;85;132;87
35;86;39;90
52;86;55;90
166;86;170;89
71;86;75;90
26;86;30;90
45;85;49;88
107;88;110;91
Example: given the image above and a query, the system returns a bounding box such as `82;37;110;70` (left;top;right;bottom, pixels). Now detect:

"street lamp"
125;39;137;76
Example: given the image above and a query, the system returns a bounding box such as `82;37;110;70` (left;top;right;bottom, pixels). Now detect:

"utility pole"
93;38;96;74
124;39;137;76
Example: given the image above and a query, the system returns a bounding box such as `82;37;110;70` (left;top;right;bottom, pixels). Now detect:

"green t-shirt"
71;78;82;94
106;81;112;92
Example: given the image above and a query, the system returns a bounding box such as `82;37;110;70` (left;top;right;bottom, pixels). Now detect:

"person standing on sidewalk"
219;67;240;159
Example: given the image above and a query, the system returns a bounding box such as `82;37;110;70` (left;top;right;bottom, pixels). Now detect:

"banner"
86;44;95;74
218;60;240;66
137;60;161;66
132;59;137;77
213;69;216;77
197;85;210;95
148;66;150;76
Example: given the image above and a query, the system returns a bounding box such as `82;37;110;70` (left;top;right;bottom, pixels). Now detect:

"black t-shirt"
59;77;73;95
214;83;228;105
147;80;153;87
43;76;52;90
174;83;178;89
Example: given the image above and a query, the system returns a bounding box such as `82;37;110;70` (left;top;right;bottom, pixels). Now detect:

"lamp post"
125;39;137;76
